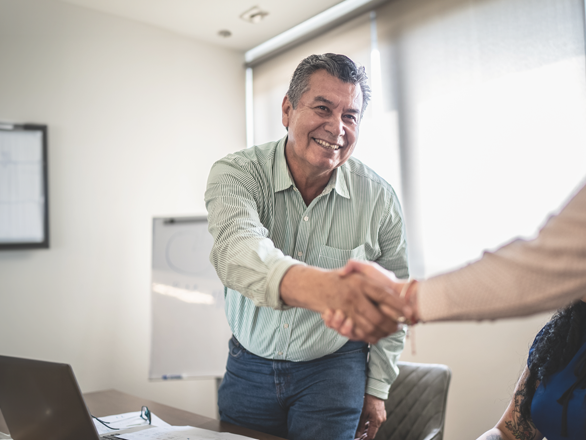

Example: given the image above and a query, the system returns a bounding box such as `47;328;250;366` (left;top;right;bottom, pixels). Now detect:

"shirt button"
293;187;298;192
283;323;289;328
297;251;303;257
278;351;283;355
303;216;309;221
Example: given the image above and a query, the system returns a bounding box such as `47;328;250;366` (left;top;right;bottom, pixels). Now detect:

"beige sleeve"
418;182;586;322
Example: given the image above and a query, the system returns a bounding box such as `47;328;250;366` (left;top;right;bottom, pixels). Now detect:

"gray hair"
286;53;371;117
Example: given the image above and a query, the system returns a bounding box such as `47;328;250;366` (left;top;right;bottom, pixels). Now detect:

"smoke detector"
240;6;269;24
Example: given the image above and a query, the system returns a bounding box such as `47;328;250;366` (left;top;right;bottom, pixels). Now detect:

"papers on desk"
94;411;170;434
115;426;255;440
95;411;255;440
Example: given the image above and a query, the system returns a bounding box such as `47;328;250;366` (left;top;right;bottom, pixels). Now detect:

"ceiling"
60;0;344;52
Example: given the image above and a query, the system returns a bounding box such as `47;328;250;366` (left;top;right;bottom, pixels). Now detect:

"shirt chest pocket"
317;244;367;270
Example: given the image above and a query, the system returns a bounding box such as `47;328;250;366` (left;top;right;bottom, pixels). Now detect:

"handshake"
321;260;420;344
281;260;420;345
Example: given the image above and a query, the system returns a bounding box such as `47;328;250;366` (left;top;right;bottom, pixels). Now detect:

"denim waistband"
231;335;367;357
334;339;368;354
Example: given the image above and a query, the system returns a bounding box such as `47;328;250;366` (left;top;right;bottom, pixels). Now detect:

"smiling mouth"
313;138;342;151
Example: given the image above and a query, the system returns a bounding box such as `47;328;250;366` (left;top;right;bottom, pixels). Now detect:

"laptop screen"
0;356;101;440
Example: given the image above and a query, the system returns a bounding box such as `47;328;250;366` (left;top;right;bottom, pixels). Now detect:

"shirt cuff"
265;257;306;310
366;377;391;400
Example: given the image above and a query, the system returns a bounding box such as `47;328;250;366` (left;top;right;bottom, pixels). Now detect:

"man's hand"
341;260;418;323
280;265;405;344
321;260;420;339
356;394;387;440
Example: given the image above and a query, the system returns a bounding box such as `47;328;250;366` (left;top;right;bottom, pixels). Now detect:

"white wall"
0;0;245;419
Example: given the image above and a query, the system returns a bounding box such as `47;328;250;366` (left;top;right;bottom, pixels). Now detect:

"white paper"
93;411;170;435
115;426;256;440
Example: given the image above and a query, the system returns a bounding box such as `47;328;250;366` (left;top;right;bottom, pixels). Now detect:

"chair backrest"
374;361;451;440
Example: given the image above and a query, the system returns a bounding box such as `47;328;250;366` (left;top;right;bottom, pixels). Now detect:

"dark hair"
521;301;586;428
286;53;371;117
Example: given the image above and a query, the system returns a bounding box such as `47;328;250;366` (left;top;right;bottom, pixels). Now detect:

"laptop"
0;355;136;440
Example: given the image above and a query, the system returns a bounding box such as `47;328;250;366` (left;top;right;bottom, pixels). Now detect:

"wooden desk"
0;389;285;440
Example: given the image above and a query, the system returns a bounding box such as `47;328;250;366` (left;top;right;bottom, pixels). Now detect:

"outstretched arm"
327;182;586;325
414;183;586;322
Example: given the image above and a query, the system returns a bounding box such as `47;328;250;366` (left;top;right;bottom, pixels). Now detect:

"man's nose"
325;115;345;139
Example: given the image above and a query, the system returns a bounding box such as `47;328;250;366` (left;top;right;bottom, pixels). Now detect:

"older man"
205;53;408;440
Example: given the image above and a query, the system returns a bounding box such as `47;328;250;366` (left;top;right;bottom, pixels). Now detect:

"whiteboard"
149;216;231;380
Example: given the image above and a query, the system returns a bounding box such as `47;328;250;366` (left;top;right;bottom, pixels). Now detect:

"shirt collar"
332;166;350;199
274;136;293;192
274;135;351;199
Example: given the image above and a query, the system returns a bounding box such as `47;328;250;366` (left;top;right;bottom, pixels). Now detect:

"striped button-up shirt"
205;136;409;399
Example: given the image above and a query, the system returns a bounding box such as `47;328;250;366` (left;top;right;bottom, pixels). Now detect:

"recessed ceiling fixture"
240;6;269;24
218;29;232;38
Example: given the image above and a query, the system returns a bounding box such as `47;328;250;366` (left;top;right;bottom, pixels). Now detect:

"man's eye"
317;106;329;111
345;114;357;122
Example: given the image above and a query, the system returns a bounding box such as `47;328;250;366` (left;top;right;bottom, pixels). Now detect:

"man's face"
282;69;363;176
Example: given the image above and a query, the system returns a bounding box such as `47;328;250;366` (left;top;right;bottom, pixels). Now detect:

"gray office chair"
374;361;451;440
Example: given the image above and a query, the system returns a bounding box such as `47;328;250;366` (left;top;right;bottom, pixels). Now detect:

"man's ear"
282;95;292;129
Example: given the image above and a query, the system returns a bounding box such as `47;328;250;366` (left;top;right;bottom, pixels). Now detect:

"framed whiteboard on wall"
0;124;49;250
150;216;232;380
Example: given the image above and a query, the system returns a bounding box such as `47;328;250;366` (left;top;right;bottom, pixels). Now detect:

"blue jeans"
218;336;368;440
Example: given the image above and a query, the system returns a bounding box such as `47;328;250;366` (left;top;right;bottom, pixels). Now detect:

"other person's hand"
322;260;420;339
333;270;405;343
280;265;406;344
355;394;387;440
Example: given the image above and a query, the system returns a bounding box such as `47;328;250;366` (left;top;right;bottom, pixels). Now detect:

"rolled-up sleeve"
367;192;409;399
205;157;304;310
